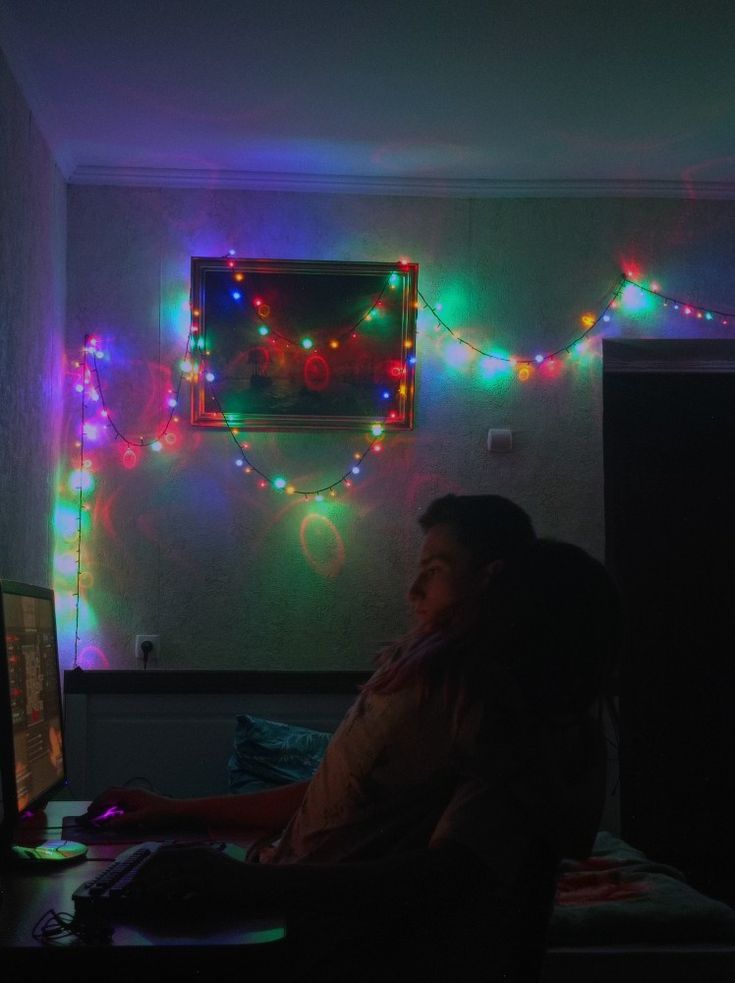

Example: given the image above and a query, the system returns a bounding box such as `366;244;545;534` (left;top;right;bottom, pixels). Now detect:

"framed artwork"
190;257;418;431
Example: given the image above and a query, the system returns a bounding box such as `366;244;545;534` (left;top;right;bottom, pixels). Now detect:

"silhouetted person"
89;495;620;981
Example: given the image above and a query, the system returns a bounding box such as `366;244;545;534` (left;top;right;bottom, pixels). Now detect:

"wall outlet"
134;634;160;667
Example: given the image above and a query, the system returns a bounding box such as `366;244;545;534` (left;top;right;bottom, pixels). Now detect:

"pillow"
549;831;735;943
228;714;331;794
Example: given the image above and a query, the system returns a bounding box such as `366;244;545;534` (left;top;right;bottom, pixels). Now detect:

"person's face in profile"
408;523;486;631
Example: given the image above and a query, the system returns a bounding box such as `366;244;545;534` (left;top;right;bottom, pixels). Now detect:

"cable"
32;908;113;946
140;639;153;669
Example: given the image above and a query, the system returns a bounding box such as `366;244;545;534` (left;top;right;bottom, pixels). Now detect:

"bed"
543;830;735;981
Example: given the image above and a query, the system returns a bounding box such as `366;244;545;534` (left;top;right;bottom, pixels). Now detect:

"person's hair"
417;494;536;571
365;501;621;732
364;494;536;701
499;538;622;723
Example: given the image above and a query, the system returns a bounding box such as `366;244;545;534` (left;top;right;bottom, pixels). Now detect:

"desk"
0;802;287;977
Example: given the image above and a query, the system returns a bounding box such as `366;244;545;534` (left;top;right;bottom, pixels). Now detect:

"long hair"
497;538;622;724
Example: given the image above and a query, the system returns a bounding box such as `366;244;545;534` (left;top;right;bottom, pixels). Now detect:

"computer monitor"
0;580;68;849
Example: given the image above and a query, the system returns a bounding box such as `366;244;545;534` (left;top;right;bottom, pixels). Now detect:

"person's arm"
85;780;309;831
129;839;490;917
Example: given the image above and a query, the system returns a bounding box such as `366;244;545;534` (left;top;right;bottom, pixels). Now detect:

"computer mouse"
12;839;88;863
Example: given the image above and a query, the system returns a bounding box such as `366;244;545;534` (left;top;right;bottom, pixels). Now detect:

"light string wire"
418;273;628;364
208;387;383;498
72;336;90;667
88;333;193;447
66;270;733;664
260;277;394;349
624;277;735;321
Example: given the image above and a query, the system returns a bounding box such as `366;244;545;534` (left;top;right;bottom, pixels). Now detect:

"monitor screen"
0;581;66;835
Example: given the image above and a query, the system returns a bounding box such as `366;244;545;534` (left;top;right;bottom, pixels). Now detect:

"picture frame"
190;257;418;431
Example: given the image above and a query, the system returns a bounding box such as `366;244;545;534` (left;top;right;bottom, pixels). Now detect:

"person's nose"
408;573;424;601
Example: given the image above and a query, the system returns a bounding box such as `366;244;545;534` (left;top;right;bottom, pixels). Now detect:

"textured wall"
62;186;735;670
0;48;66;587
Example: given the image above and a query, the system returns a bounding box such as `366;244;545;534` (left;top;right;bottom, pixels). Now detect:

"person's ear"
479;559;504;589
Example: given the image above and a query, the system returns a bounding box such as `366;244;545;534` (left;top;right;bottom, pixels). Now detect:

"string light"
422;273;735;378
208;386;385;499
61;264;735;671
230;271;395;350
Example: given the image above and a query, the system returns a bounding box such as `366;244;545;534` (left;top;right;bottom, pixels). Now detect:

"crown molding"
67;167;735;200
604;339;735;373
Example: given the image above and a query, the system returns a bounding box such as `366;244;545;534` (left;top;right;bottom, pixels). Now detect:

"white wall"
0;47;66;587
61;187;735;672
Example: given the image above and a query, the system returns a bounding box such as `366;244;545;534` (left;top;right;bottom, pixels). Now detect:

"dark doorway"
603;340;735;903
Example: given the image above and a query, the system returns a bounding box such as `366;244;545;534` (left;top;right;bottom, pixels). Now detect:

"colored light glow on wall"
443;338;474;369
299;512;346;578
56;264;734;665
76;645;110;670
619;281;655;314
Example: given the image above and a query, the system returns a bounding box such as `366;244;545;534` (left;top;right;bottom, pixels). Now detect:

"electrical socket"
134;634;160;666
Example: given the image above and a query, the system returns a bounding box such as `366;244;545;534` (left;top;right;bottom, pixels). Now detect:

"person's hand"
85;787;186;829
128;844;248;903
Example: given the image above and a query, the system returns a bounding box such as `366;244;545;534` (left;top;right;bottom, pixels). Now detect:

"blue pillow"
228;714;331;793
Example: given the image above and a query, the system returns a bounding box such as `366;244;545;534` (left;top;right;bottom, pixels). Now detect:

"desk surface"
0;801;286;963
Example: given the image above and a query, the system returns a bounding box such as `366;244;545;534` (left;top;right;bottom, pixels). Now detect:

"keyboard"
72;840;245;916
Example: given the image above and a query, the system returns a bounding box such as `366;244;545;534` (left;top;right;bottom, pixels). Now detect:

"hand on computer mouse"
85;787;183;829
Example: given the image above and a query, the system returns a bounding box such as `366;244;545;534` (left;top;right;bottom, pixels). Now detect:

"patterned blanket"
549;831;735;944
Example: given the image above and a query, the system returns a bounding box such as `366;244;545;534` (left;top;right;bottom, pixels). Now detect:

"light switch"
487;428;512;453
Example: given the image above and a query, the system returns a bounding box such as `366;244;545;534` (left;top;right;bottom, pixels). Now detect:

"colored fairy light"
352;466;360;475
286;485;296;495
234;273;244;281
232;291;242;300
181;359;193;373
273;477;287;490
581;313;596;328
329;340;339;348
228;249;236;256
122;447;137;469
382;391;390;399
315;494;324;502
151;441;163;452
167;397;177;407
535;355;544;364
69;469;94;493
205;372;215;382
235;459;244;467
259;326;269;336
371;424;384;436
301;338;313;349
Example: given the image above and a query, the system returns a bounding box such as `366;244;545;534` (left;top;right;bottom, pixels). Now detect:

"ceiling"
2;0;734;197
